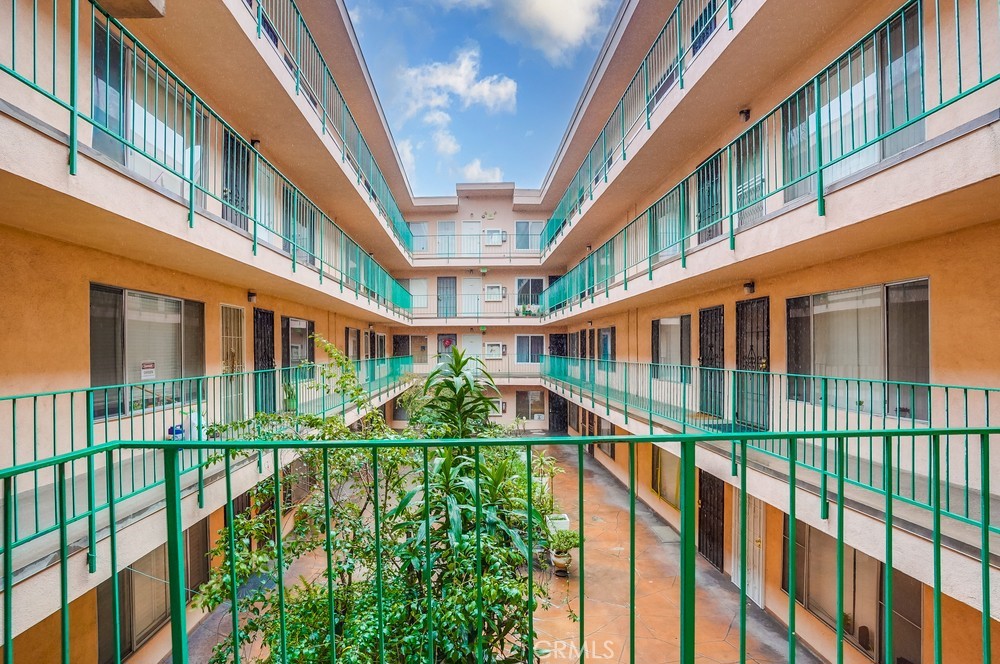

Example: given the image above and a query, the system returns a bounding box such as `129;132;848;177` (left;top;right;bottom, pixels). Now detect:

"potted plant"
549;529;581;577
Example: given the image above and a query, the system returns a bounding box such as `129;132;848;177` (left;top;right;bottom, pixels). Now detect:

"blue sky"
348;0;619;197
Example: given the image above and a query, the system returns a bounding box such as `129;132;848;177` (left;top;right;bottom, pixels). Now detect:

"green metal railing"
540;0;1000;296
411;233;543;260
241;0;413;252
541;355;1000;526
0;428;995;663
410;293;543;320
0;356;412;551
540;0;739;252
0;0;412;315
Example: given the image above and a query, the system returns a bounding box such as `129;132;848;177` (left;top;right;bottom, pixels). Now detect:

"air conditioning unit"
484;229;505;246
484;284;505;302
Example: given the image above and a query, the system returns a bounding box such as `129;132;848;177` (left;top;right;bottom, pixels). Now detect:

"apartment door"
548;393;568;433
437;221;455;256
461;220;481;256
221;305;246;424
548;334;567;357
222;130;251;231
462;277;482;316
437;277;457;318
696;153;723;244
253;308;276;413
698;471;725;571
461;334;483;360
736;297;770;431
437;334;457;358
731;489;766;607
698;306;725;418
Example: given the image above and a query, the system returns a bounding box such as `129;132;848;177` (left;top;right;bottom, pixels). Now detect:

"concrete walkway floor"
532;444;820;664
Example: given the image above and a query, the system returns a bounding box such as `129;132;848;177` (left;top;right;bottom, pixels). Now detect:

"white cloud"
397;139;417;177
422;110;452;127
460;158;504;183
498;0;611;65
433;129;461;156
399;45;517;120
430;0;610;65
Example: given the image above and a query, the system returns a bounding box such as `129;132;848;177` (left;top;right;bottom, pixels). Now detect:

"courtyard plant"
195;341;562;663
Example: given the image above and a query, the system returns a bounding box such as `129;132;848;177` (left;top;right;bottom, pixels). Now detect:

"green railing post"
620;100;627;162
3;477;14;664
883;435;894;664
835;436;846;664
813;76;826;217
68;0;79;175
85;391;97;572
787;436;798;664
252;152;259;256
196;378;205;509
291;189;298;273
163;446;189;664
932;434;943;664
979;433;992;664
727;144;735;250
57;464;69;664
644;60;651;130
624;362;629;423
105;449;122;664
676;7;684;90
820;377;829;519
679;438;696;664
739;440;748;664
648;367;654;434
730;372;738;476
629;441;636;664
188;94;197;228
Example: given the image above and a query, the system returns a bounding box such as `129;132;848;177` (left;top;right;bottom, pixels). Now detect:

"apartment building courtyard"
1;0;999;661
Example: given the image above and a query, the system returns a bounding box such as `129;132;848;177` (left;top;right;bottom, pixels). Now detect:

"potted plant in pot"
549;529;582;577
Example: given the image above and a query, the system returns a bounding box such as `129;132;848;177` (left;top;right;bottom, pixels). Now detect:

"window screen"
516;335;544;363
90;285;125;418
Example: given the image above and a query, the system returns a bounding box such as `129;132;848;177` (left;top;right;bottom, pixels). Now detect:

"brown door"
698;471;725;571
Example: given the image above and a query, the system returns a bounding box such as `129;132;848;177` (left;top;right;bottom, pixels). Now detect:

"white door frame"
731;488;765;608
462;277;482;316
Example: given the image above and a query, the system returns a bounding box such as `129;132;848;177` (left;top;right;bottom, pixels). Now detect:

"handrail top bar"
119;427;997;451
0;356;415;402
4;428;992;479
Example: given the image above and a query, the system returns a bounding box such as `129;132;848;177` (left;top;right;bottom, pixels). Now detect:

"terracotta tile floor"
532;444;820;664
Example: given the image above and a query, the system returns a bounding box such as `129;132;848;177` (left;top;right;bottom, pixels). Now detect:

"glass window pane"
125;292;182;409
90;285;124;417
812;287;885;411
131;545;169;644
887;280;929;420
183;300;205;378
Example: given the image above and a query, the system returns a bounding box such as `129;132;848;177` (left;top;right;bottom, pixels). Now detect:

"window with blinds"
89;285;205;417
